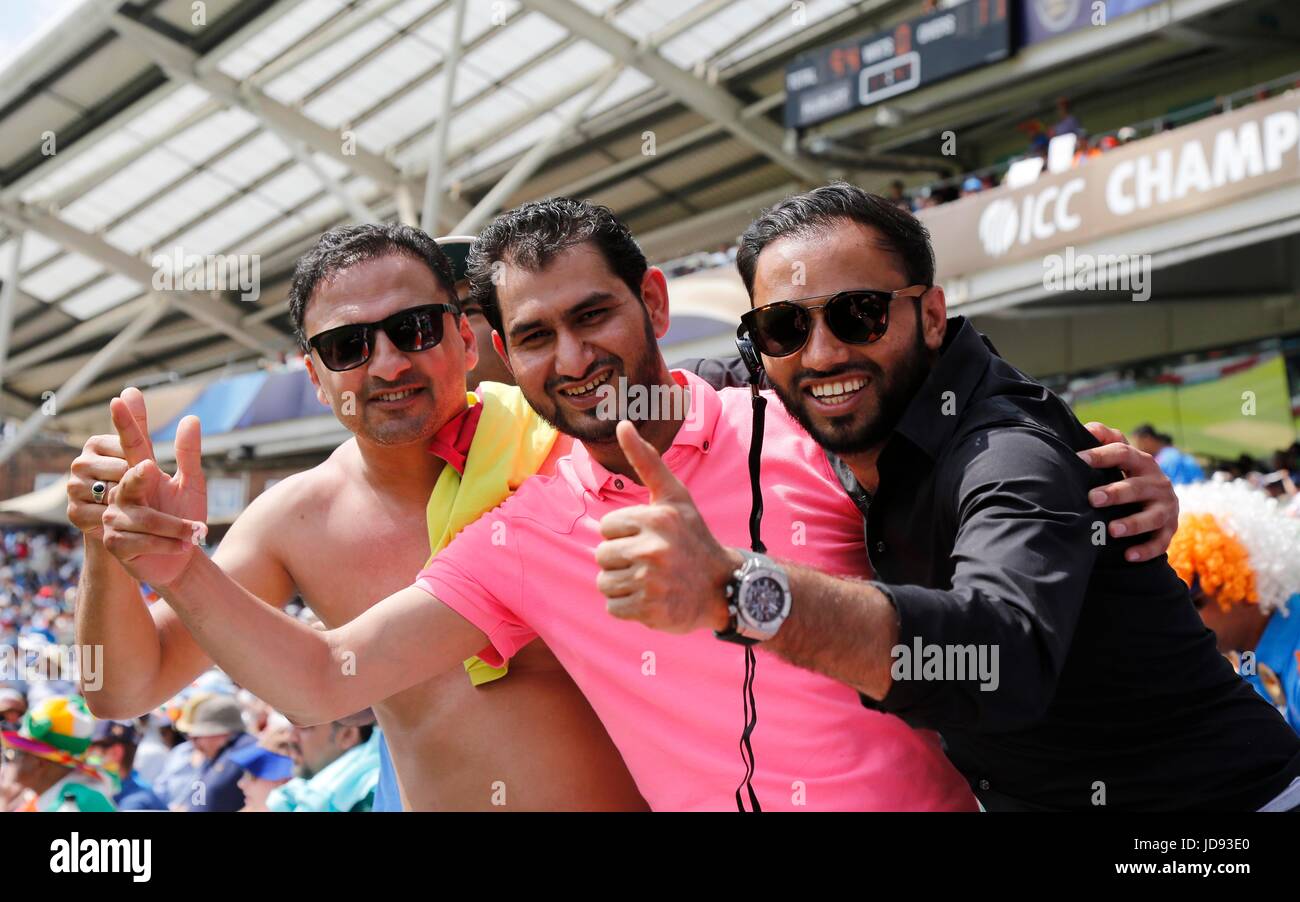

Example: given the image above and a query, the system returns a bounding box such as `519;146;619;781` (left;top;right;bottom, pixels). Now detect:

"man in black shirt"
606;183;1300;810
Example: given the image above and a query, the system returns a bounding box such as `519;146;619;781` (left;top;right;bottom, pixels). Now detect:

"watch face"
744;575;786;623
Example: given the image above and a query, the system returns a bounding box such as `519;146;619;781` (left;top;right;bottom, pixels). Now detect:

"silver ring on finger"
91;481;108;503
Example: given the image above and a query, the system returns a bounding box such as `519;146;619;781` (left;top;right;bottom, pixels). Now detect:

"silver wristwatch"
715;551;792;645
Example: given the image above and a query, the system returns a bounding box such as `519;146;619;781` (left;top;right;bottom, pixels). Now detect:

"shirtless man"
70;223;646;811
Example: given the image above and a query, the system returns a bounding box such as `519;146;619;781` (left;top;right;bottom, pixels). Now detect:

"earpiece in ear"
735;328;764;385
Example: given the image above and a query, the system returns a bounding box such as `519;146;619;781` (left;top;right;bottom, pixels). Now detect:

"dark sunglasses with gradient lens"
307;303;459;372
739;285;928;359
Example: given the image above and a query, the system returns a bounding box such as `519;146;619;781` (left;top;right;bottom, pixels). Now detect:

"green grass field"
1071;355;1298;460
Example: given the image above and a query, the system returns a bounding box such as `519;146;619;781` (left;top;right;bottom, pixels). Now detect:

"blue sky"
0;0;86;62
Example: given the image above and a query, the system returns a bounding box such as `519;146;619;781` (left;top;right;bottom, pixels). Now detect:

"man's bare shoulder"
230;439;360;531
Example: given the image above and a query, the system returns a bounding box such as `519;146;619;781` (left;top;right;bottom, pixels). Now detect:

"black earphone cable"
734;383;767;812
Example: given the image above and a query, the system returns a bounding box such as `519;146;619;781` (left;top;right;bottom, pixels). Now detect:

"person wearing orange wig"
1172;479;1300;734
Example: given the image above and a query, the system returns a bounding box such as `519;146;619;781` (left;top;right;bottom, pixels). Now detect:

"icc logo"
978;199;1019;258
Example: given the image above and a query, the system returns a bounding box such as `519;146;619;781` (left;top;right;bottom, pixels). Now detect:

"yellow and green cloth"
424;382;557;685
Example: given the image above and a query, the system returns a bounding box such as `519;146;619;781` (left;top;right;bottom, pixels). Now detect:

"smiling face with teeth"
491;243;675;451
750;218;947;459
303;253;476;447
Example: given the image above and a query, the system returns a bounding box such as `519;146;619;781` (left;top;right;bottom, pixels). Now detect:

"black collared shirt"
832;317;1300;810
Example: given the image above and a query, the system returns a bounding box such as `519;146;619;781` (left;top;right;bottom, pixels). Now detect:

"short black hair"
287;222;458;349
332;721;374;745
466;197;647;346
1134;424;1174;445
735;181;935;298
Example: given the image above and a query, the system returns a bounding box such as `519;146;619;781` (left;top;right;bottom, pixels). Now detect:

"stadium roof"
0;0;922;451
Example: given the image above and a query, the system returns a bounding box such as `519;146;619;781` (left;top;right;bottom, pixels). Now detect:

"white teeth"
560;370;612;397
376;389;415;401
809;377;866;400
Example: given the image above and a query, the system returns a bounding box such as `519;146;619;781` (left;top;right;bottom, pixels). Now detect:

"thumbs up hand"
595;421;742;634
101;405;208;588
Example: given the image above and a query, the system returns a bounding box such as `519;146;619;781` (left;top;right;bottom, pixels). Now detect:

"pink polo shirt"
415;371;975;811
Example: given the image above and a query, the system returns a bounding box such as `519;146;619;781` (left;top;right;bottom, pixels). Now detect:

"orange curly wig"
1167;512;1258;613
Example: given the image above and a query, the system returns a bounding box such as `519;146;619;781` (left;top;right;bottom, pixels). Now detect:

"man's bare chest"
280;495;430;625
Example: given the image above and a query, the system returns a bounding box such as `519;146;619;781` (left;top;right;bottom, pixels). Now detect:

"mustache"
546;357;621;393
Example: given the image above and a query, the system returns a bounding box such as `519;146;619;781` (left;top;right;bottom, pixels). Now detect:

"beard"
528;310;662;444
771;321;931;457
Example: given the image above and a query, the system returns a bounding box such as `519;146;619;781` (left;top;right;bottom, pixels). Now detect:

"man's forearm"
75;538;165;716
158;551;348;725
157;552;484;725
765;564;899;699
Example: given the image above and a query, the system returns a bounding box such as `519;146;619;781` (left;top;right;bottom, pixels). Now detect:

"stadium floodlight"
873;106;903;129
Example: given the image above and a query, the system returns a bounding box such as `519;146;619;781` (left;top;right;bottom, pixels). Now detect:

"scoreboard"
783;0;1012;129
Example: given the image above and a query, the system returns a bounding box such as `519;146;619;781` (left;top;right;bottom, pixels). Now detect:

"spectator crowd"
0;527;379;812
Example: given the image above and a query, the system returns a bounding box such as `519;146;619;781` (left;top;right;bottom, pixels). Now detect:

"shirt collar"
891;316;997;461
567;370;719;498
426;399;484;476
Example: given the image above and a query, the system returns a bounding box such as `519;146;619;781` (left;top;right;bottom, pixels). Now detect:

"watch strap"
714;620;761;645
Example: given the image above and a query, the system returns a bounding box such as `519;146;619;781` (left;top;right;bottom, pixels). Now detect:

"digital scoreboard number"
859;51;921;106
784;0;1011;130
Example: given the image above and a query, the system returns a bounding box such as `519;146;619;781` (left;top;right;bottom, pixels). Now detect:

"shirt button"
875;541;886;555
613;479;624;490
703;440;710;451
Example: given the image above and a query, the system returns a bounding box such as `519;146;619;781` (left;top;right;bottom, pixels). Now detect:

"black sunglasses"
739;286;928;358
306;303;459;372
